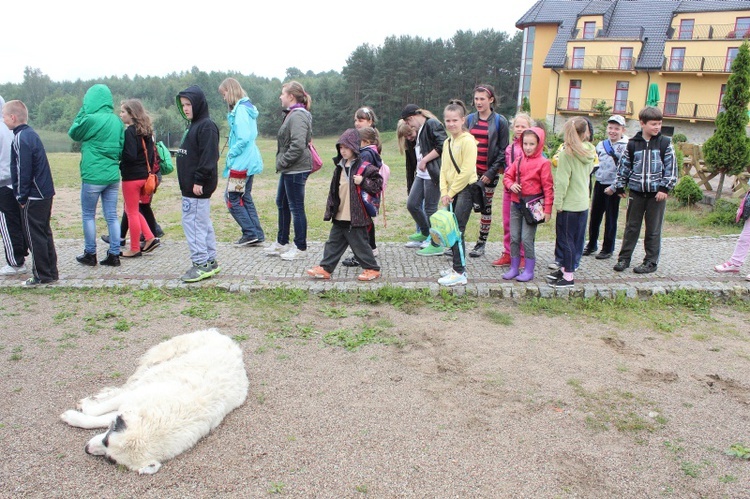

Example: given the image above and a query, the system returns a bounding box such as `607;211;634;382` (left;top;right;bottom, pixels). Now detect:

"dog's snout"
84;443;92;455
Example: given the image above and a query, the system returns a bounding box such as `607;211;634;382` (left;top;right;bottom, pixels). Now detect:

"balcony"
564;55;637;72
556;98;634;116
662;56;733;73
667;23;750;41
571;26;644;41
660;102;719;121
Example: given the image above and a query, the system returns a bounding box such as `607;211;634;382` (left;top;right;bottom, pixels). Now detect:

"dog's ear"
113;414;127;432
138;461;161;475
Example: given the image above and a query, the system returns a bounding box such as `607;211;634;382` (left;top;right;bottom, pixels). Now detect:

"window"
664;83;681;116
726;47;739;71
669;48;685;71
614;81;629;114
518;26;535;108
583;21;596;39
678;19;694;40
619;47;634;70
736;17;750;37
718;84;727;114
568;80;581;110
572;47;585;69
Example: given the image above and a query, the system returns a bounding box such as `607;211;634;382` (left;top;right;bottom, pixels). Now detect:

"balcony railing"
662;56;734;73
556;98;634;116
660;102;719;120
564;55;637;71
667;23;750;40
570;26;644;40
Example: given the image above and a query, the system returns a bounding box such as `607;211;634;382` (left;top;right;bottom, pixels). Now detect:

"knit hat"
336;128;361;155
401;104;420;120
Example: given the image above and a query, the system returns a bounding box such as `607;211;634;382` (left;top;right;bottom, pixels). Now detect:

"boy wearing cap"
583;115;628;259
609;106;676;274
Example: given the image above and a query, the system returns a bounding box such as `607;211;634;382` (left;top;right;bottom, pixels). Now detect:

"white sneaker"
0;264;28;276
419;240;430;249
404;241;423;248
264;242;288;256
438;271;468;287
372;247;379;257
280;247;304;261
548;262;560;270
439;268;454;277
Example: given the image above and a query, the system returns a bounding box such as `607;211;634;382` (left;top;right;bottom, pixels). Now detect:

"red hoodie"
502;127;554;214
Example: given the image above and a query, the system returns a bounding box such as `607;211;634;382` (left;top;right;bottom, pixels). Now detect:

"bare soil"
1;289;749;498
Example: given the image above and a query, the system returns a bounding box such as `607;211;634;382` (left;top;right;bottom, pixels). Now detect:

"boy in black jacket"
2;100;58;286
175;85;220;282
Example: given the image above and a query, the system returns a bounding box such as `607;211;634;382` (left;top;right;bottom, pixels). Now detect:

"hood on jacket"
82;84;114;114
523;126;546;159
333;128;361;163
176;85;210;123
234;97;259;119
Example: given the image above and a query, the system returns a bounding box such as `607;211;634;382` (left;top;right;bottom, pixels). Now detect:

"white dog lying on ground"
60;328;248;474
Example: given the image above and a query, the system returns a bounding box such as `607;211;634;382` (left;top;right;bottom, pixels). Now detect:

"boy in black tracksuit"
2;100;58;285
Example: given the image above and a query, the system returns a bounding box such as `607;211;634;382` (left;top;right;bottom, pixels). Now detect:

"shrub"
704;198;738;226
673;175;703;206
672;133;688;144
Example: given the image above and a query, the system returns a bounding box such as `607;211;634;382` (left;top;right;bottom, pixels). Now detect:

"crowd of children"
5;82;728;289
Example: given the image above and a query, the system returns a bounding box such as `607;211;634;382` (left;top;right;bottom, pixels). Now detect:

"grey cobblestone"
1;237;749;299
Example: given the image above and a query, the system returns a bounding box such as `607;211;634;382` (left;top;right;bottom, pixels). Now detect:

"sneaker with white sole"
548;261;561;270
417;244;445;256
405;240;423;248
439;268;454;277
438;270;467;286
407;231;428;242
264;242;288;256
715;261;741;273
0;263;28;276
280;247;304;261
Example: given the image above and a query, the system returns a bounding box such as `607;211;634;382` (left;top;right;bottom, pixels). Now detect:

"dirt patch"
1;289;749;497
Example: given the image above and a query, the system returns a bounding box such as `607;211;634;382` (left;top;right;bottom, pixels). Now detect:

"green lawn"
45;133;742;244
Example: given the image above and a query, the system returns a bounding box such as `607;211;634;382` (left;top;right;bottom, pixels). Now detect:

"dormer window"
583;21;596;39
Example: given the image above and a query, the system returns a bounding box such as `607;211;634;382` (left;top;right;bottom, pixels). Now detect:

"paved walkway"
1;236;748;298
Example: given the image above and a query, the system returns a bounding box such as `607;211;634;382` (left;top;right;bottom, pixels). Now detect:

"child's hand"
544;213;552;223
441;195;452;206
510;183;522;194
353;174;363;185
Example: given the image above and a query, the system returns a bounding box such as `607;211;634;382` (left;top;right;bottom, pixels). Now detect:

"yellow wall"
672;10;750;27
576;15;602;32
565;40;643;60
528;25;559;118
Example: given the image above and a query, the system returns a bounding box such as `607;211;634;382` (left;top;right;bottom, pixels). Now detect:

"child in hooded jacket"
493;113;533;267
306;128;382;282
502;127;553;282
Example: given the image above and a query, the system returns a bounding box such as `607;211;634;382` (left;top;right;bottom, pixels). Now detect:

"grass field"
44;133;743;244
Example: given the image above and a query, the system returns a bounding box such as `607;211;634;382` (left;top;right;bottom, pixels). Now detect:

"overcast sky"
2;0;536;84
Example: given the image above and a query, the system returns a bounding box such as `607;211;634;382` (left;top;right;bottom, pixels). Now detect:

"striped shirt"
470;119;489;174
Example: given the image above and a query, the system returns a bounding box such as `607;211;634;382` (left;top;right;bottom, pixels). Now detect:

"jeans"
510;202;539;260
81;182;120;255
226;175;264;241
276;172;309;250
450;188;474;273
407;177;440;236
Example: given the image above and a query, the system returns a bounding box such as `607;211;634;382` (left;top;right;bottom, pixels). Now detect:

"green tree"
703;41;750;201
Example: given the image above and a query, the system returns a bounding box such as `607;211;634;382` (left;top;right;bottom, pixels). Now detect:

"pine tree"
703;41;750;201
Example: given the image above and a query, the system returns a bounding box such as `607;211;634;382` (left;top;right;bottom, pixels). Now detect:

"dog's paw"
138;461;161;475
77;397;98;414
60;409;84;426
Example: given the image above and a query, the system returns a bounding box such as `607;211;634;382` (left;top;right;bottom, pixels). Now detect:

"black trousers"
617;191;667;264
587;181;621;254
22;198;58;282
0;186;28;267
320;221;379;273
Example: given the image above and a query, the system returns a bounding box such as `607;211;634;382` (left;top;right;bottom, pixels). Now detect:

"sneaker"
0;264;28;275
595;251;613;260
24;276;56;287
372;248;379;257
404;240;424;248
613;260;630;272
99;253;120;267
549;276;574;288
582;246;597;256
181;262;214;282
76;252;97;266
306;265;331;279
439;268;454;277
342;256;360;267
280;247;303;261
491;253;512;267
438;270;468;287
264;242;288;255
141;237;160;253
545;269;563;282
357;269;381;281
443;247;453;257
715;261;741;273
407;231;428;242
207;259;221;276
633;261;657;274
417;244;445;257
419;240;430;249
469;243;485;257
548;261;561;270
235;235;259;246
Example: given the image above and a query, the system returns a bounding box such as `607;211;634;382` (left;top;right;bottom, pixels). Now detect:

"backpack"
155;140;174;175
429;205;465;266
356;161;381;217
602;139;619;164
